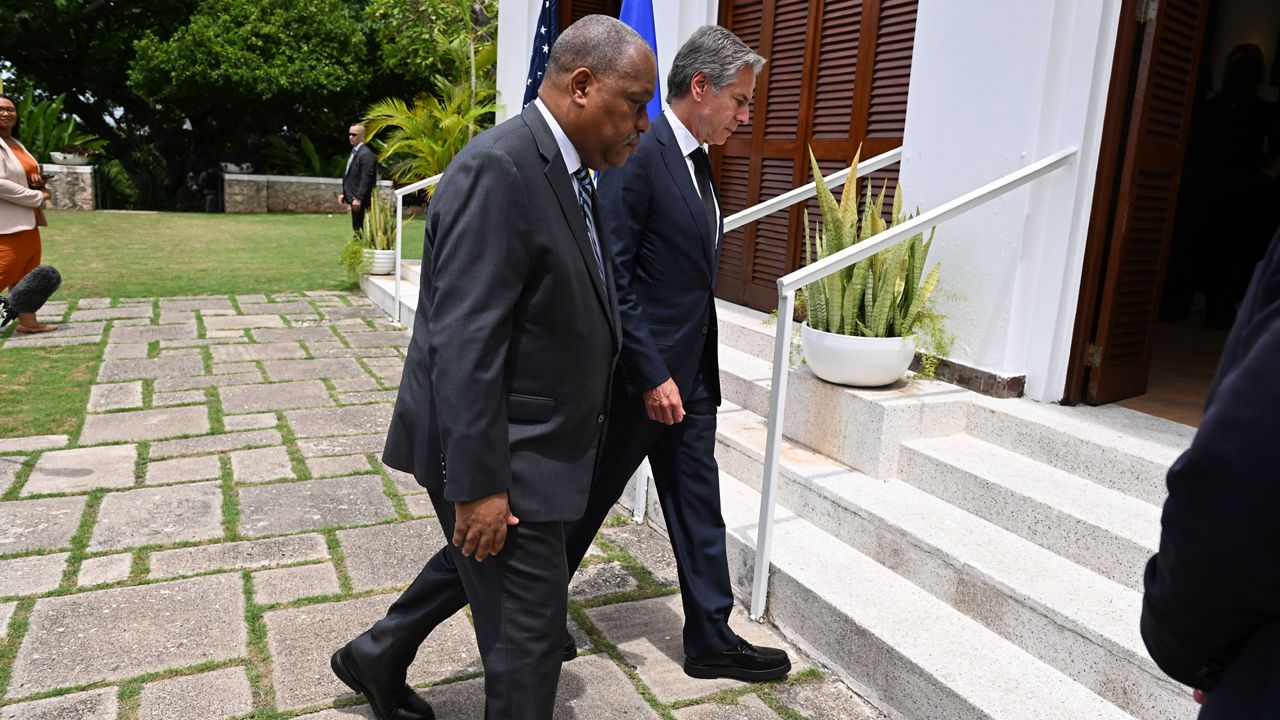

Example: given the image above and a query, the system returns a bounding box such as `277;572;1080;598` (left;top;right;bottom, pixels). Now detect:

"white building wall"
495;0;719;123
897;0;1124;401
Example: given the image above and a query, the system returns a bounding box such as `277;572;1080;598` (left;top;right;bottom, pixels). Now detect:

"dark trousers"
350;202;367;233
349;483;568;719
1198;618;1280;719
564;373;737;657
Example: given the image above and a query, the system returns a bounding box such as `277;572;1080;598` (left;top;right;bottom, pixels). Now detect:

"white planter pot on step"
800;323;914;387
364;249;395;275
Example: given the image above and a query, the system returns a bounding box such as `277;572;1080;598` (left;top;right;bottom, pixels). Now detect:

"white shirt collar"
533;98;584;175
350;142;363;153
664;106;705;158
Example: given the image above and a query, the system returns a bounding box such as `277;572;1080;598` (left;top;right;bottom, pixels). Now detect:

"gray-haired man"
562;25;791;682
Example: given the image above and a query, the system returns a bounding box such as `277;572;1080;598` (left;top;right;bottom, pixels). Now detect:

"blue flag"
523;0;559;107
619;0;662;120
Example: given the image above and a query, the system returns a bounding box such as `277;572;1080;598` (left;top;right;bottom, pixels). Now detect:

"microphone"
0;265;62;328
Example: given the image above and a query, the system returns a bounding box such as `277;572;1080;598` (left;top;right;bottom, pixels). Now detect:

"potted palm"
799;148;950;386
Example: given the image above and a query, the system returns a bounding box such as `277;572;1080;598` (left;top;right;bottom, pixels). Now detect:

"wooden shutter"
560;0;619;27
1085;0;1209;403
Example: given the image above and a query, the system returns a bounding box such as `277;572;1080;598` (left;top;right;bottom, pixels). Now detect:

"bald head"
545;14;653;84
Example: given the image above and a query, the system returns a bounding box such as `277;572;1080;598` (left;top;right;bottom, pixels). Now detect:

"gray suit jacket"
383;103;621;522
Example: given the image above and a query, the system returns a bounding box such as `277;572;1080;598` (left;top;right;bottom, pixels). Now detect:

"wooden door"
1074;0;1209;404
715;0;917;310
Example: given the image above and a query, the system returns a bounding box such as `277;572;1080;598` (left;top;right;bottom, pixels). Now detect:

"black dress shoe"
331;644;435;720
683;638;791;682
562;631;578;662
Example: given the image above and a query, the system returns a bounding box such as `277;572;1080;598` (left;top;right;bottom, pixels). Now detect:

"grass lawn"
0;343;100;438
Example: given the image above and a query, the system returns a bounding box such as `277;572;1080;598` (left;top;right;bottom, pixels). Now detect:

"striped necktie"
571;166;607;286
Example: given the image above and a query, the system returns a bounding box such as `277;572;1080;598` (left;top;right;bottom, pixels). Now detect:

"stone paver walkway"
0;292;880;719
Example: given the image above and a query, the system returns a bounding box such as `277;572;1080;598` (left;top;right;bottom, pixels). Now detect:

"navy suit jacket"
383;103;621;523
596;112;721;403
1142;227;1280;700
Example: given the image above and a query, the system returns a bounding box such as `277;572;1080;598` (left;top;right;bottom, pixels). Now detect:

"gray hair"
667;25;765;100
547;15;654;81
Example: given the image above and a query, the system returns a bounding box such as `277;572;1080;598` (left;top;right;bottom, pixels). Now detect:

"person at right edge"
1141;224;1280;717
561;25;791;682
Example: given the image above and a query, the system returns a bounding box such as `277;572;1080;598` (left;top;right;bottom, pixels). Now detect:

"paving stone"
204;315;285;331
9;573;246;695
0;552;68;597
25;444;137;495
158;298;236;313
403;493;433;517
382;464;419;494
103;342;149;360
139;667;251;720
1;333;101;348
252;562;340;605
149;428;281;460
153;372;262;392
309;346;400;359
144;455;222;485
297;434;385;458
263;358;367;382
78;553;133;587
266;594;480;710
0;601;13;635
0;687;119;720
113;318;153;326
210;361;258;376
10;323;104;339
210;342;306;362
0;456;22;492
158;310;196;325
330;376;379;392
88;381;144;412
587;594;806;703
160;337;242;348
569;561;638;600
0;496;85;553
97;356;205;383
152;390;207;407
602;523;680;589
235;294;268;304
286;405;392;438
322;307;383;320
80;406;208;445
338;391;400;405
673;694;781;720
367;365;402;386
0;435;67;453
251;327;336;343
238;302;315;316
208;331;250;339
340;331;409;348
108;323;198;345
90;482;223;551
70;305;153;322
230;446;294;483
239;475;395;536
771;679;883;719
338;519;442;591
150;534;328;578
359;356;403;367
218;380;333;414
223;413;278;432
77;298;112;309
306;454;371;478
156;348;201;359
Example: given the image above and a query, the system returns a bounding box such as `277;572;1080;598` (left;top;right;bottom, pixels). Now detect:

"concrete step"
713;471;1134;720
965;397;1193;506
401;259;421;285
713;405;1193;720
898;434;1161;590
360;273;417;327
715;298;777;361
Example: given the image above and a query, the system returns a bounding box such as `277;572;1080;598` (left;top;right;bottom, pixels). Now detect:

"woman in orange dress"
0;94;58;334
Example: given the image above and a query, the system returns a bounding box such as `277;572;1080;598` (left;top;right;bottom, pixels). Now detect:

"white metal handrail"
748;145;1078;620
391;173;443;326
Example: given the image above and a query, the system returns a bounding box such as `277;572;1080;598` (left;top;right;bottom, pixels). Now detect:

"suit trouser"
1197;617;1280;719
351;202;367;233
349;482;568;720
564;374;738;657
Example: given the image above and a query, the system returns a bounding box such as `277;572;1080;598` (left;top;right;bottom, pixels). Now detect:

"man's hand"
338;193;346;205
351;198;362;210
1193;689;1207;705
644;377;684;425
452;490;520;562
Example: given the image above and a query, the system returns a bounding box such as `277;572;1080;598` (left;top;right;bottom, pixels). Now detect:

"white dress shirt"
664;106;721;238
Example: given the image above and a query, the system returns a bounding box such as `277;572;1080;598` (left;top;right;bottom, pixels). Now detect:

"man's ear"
690;70;709;102
569;67;595;106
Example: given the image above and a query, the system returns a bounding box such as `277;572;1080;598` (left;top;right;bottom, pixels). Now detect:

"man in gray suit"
329;15;657;720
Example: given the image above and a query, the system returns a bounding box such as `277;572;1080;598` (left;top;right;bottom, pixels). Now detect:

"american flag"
522;0;559;107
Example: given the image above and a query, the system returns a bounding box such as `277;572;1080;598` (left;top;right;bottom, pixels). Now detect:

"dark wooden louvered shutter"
560;0;619;28
715;0;917;311
1086;0;1209;403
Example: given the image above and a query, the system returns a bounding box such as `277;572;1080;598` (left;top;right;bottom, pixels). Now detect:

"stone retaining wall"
223;174;393;214
40;164;95;211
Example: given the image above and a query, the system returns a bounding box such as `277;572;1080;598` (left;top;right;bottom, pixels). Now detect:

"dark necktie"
689;147;718;260
571;166;607;286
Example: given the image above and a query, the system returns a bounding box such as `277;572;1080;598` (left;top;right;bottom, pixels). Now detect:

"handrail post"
394;195;403;327
750;287;794;621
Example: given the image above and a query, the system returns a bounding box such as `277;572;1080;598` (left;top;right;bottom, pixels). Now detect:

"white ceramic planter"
49;152;89;165
800;323;915;387
364;249;395;275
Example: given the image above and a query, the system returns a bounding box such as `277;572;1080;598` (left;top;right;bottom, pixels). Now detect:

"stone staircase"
363;261;1200;720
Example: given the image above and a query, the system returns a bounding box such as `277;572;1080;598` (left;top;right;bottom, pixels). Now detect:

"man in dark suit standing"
328;15;656;720
561;25;790;682
340;123;377;232
1142;226;1280;717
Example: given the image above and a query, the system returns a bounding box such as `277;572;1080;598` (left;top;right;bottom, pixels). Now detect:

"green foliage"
362;194;396;251
340;234;369;280
265;133;347;178
365;0;498;84
13;90;106;163
800;147;950;360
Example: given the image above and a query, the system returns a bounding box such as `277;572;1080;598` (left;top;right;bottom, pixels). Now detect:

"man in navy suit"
562;25;790;682
1142;226;1280;717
